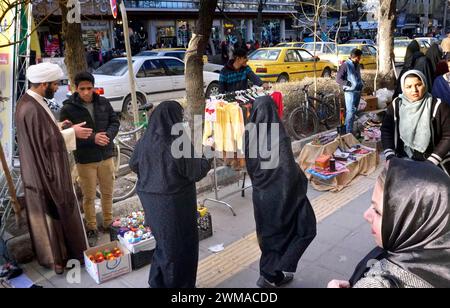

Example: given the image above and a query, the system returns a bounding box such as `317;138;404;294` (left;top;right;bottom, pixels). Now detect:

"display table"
297;134;379;192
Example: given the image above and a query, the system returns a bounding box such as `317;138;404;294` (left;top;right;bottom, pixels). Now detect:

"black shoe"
256;272;294;288
276;272;294;287
256;276;277;288
87;230;99;248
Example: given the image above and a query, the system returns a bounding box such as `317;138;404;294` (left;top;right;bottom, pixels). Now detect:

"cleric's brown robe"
15;93;87;271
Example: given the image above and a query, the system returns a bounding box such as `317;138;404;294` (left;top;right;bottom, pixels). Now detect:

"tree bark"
185;0;217;127
378;0;396;84
59;0;87;90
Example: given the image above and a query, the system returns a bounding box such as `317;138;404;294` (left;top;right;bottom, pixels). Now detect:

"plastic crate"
198;212;213;241
130;249;154;270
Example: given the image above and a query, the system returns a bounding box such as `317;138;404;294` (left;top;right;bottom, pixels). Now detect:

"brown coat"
15;93;87;271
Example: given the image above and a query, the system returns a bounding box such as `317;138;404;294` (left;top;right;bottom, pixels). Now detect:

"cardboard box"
362;96;378;112
84;241;132;284
119;235;156;254
315;154;331;170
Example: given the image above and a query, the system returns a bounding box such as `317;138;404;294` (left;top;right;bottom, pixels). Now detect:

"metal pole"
119;0;139;128
444;0;449;35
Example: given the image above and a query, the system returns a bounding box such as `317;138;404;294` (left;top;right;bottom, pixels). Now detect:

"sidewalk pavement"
20;163;383;288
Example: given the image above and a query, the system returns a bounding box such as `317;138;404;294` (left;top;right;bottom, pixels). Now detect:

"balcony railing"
124;0;296;12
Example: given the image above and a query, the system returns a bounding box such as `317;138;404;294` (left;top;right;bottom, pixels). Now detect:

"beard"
44;85;55;100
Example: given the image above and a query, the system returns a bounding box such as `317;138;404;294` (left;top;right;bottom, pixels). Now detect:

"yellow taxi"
337;44;377;69
247;47;335;83
394;39;430;63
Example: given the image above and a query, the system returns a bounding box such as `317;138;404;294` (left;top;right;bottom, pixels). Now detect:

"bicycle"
288;83;339;140
95;102;153;203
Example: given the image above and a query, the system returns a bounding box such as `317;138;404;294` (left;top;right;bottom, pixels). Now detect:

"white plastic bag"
375;88;394;109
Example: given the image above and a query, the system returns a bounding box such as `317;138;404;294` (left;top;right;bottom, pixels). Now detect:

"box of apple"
84;241;132;284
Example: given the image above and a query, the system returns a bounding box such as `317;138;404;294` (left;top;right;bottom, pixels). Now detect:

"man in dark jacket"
219;48;269;93
336;48;364;134
60;72;120;247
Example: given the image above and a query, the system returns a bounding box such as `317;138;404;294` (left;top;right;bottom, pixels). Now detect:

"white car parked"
301;42;339;68
92;56;220;114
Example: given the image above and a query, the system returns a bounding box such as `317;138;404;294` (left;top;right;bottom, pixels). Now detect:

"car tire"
277;74;289;83
122;93;146;117
206;82;220;98
322;67;332;78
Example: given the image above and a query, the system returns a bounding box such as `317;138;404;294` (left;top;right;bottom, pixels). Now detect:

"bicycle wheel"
96;148;137;203
288;106;319;140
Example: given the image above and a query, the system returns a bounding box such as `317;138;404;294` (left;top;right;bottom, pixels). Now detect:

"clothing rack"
203;87;272;216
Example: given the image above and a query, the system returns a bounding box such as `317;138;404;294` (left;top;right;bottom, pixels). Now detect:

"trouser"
77;158;115;231
344;91;362;134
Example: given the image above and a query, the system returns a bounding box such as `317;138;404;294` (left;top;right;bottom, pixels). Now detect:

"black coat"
129;101;211;288
245;96;317;281
60;92;120;164
393;52;434;99
381;96;450;173
129;101;211;195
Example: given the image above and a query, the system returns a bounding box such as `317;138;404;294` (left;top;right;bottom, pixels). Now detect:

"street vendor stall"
298;133;379;192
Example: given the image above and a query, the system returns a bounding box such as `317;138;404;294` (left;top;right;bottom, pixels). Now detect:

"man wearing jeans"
60;72;120;247
336;49;364;134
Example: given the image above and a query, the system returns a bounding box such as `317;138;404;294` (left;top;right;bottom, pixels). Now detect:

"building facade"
123;0;298;47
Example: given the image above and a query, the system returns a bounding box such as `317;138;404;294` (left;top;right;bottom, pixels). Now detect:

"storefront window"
157;26;176;47
176;20;192;48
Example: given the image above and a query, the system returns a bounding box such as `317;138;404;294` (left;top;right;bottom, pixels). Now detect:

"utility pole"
444;0;449;35
119;0;139;127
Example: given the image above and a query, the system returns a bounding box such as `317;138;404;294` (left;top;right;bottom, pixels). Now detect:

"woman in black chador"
130;101;211;288
245;96;317;288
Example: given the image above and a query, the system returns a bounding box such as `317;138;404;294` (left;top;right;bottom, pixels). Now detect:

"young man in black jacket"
60;72;120;247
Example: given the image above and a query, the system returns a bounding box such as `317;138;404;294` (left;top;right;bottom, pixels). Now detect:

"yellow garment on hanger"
203;101;245;154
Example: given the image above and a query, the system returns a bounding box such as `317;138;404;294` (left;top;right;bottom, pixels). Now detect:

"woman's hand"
327;280;351;288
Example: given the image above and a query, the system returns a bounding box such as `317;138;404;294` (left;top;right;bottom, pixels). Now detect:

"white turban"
27;62;64;83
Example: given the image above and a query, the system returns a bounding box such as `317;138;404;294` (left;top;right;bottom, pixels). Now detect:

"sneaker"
276;272;294;287
256;272;295;288
87;230;99;247
256;276;277;288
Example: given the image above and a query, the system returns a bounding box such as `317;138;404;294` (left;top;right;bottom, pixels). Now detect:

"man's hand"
73;122;93;140
60;120;73;130
95;132;110;146
327;280;351;288
262;83;271;90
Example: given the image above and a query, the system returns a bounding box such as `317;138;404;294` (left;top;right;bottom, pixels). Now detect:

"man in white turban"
15;62;91;274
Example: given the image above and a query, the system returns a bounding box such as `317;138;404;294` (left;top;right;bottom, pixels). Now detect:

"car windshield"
338;46;356;54
302;44;321;52
94;59;131;76
394;41;412;48
277;43;289;47
136;51;158;57
248;49;281;60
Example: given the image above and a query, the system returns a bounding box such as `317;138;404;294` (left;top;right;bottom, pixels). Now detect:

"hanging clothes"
203;99;245;154
270;91;284;119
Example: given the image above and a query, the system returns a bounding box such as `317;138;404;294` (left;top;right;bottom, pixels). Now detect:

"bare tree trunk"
185;0;217;126
378;0;396;85
59;0;87;90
